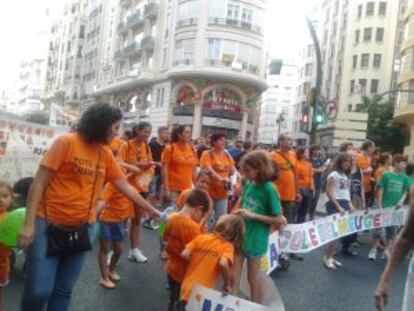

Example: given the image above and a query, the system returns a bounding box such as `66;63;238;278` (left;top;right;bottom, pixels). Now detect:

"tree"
25;111;49;125
355;95;408;153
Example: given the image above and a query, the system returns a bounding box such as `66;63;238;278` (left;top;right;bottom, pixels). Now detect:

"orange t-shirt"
119;140;154;193
374;165;390;182
180;233;234;302
269;150;297;201
107;137;123;156
296;160;314;190
176;188;192;210
161;143;197;192
99;183;133;223
356;154;372;192
37;133;124;226
164;214;202;283
200;150;234;200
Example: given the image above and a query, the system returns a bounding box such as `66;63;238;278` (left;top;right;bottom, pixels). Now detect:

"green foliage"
355;95;408;153
24;111;49;125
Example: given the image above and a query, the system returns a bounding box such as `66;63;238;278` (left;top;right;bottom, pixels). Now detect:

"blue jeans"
21;218;92;311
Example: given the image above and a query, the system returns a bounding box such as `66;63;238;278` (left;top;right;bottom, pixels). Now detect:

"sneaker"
99;277;116;289
106;250;113;266
128;249;148;263
108;270;121;282
333;258;343;267
382;248;391;260
368;248;377;261
323;256;337;270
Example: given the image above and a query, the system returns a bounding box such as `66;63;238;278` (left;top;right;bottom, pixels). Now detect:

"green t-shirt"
377;172;411;208
240;181;281;256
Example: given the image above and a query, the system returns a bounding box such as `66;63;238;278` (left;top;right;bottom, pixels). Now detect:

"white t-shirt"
327;171;351;201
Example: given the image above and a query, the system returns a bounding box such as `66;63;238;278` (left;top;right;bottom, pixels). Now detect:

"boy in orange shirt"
164;189;212;311
176;214;245;310
97;183;134;289
175;169;212;210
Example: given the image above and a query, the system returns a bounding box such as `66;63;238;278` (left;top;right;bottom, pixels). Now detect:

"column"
240;110;249;140
192;101;202;139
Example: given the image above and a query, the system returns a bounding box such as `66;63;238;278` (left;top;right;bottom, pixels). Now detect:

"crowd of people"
0;102;413;311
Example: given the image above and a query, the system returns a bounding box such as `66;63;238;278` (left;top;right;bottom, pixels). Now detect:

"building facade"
258;59;298;145
395;0;414;155
92;0;267;138
316;0;401;150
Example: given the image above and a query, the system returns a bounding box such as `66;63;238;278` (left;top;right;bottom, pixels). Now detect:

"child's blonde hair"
214;214;245;250
240;151;275;183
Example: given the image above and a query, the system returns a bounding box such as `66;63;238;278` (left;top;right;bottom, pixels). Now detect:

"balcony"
141;36;155;50
208;18;262;34
117;22;128;35
114;42;141;59
203;59;260;76
127;12;144;31
394;102;414;123
176;18;198;29
144;2;158;20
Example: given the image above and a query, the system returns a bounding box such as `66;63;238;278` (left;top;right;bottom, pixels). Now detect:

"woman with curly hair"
19;103;160;311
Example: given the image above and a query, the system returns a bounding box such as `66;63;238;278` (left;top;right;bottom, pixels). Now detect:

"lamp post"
276;112;285;137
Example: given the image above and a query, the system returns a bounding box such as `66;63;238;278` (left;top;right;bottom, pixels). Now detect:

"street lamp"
276;112;285;136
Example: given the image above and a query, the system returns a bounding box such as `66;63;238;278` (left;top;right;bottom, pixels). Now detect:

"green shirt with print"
377;172;411;208
240;181;281;256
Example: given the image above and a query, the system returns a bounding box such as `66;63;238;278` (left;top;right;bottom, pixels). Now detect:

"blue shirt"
228;147;243;160
311;157;325;190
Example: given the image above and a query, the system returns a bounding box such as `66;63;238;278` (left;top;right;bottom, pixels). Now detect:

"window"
379;2;387;16
359;79;367;93
177;0;197;20
357;5;362;18
175;39;195;63
350;80;355;93
206;38;221;60
352;55;358;68
363;28;372;41
227;4;240;20
348;104;353;112
305;63;313;76
241;8;253;25
355;30;360;43
371;79;379;93
376;28;384;42
373;54;382;67
366;2;375;16
361;53;370;67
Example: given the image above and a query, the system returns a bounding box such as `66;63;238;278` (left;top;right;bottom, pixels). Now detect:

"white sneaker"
128;249;148;263
333;258;343;267
368;248;377;261
323;256;337;270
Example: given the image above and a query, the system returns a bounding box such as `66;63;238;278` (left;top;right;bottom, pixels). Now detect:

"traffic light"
315;113;323;123
302;114;309;123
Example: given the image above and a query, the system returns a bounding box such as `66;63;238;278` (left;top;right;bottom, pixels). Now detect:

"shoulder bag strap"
276;151;294;169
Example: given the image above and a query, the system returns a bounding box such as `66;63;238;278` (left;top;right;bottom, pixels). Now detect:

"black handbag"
45;151;101;257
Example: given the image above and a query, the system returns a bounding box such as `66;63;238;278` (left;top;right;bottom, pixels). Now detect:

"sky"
0;0;318;90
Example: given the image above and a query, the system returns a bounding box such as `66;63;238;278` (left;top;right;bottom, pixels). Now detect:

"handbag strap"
276;151;294;169
44;147;102;225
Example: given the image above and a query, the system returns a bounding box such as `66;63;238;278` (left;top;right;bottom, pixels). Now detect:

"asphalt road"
5;229;408;311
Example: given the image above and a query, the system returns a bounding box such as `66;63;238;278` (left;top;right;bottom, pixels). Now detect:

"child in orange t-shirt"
176;214;245;310
175;169;212;210
97;183;134;289
164;189;212;311
0;182;14;310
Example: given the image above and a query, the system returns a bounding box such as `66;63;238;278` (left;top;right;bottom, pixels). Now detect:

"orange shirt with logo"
164;214;202;283
37;133;124;226
119;140;154;193
296;160;314;190
99;183;133;223
180;233;234;302
269;150;297;201
356;154;372;192
200;150;234;200
161;143;197;192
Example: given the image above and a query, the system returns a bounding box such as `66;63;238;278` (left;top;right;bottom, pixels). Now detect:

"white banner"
263;207;409;274
0;113;64;183
49;103;79;128
187;285;269;311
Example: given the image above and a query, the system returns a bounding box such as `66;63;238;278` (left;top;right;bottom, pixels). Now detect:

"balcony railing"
176;18;198;29
204;59;260;76
114;42;141;59
144;2;158;20
141;36;155;50
127;12;144;30
208;18;262;34
175;59;194;66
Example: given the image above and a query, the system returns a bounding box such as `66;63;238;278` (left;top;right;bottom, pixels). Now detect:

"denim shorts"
326;200;350;215
100;221;127;242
